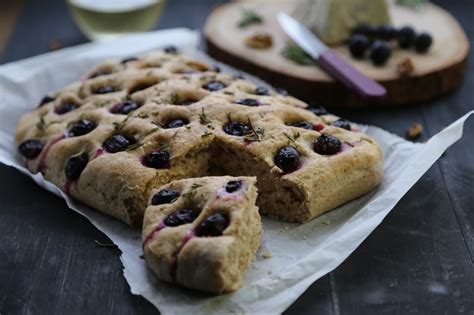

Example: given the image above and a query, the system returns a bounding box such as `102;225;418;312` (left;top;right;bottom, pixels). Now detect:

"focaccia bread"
15;47;383;226
142;176;261;294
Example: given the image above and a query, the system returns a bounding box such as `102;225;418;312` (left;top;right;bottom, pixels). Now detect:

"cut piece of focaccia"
142;176;262;294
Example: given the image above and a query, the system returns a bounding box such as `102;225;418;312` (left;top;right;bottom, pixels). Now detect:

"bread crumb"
322;221;331;225
49;38;62;51
302;235;307;240
262;249;272;259
406;122;423;140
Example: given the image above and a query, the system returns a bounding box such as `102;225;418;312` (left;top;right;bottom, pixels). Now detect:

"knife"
277;13;387;100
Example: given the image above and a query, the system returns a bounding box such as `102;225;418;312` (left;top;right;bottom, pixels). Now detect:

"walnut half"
245;32;273;49
397;58;415;77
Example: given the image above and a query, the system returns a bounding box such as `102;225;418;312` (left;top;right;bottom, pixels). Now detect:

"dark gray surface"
0;0;473;314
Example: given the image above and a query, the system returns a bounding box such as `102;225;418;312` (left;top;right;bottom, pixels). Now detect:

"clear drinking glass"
68;0;166;41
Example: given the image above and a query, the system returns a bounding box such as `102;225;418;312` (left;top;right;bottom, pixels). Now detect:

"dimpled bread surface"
142;176;261;294
15;49;383;226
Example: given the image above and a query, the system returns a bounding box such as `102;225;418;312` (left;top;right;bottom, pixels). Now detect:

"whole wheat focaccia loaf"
15;47;383;226
142;176;261;294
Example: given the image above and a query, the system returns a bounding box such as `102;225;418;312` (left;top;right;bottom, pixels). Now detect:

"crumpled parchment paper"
0;28;472;315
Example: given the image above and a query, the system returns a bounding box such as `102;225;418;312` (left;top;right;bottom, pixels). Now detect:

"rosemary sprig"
244;119;264;142
237;9;263;28
281;43;315;65
199;108;211;125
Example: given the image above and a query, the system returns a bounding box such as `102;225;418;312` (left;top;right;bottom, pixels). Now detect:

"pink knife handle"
318;50;387;99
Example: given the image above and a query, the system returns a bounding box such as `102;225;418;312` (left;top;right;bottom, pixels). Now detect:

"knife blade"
277;13;387;100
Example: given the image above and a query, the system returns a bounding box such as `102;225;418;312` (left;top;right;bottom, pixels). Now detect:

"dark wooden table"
1;0;473;314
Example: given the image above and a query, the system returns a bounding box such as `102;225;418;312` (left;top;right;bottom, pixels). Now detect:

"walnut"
397;58;415;77
406;122;423;140
245;32;273;49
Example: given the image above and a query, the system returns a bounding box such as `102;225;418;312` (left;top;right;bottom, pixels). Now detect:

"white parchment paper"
0;29;472;314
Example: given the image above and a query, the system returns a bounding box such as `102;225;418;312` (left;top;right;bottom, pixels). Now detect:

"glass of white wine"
68;0;166;41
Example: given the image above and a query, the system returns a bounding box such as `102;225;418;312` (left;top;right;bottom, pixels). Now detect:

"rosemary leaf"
201;131;213;138
152;121;163;128
157;142;170;150
284;132;295;143
169;92;179;104
284;131;301;144
137;112;149;119
199;108;211;125
181;183;202;199
95;240;117;248
94;99;111;108
143;127;159;137
125;142;144;151
113;115;130;130
71;149;87;159
36;116;46;130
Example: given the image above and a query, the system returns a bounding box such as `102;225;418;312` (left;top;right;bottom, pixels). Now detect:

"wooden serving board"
204;0;469;107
